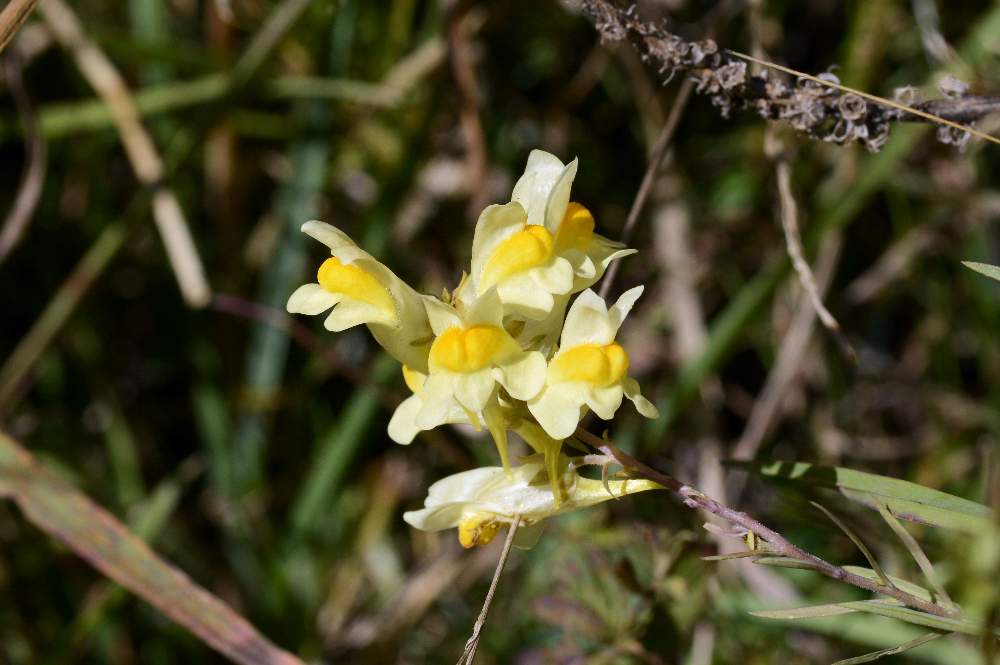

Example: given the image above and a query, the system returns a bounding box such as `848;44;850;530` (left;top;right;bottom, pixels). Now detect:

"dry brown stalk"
39;0;211;308
581;0;1000;151
0;0;38;55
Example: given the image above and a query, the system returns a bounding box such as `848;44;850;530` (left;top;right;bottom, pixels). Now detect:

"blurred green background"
2;0;1000;663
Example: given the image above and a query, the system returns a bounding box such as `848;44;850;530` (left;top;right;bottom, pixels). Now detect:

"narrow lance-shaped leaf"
729;460;992;533
751;604;858;620
962;261;1000;283
842;566;934;603
831;633;944;665
838;601;991;637
876;502;956;610
811;500;893;589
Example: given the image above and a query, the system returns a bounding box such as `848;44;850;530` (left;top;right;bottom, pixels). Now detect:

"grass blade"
289;353;398;540
0;431;303;665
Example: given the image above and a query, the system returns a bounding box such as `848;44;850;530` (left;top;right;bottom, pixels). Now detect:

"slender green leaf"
734;590;978;665
702;550;781;561
751;604;858;619
876;503;955;608
730;460;992;533
754;556;825;571
811;501;893;588
831;633;944;665
839;601;987;637
842;566;934;603
962;261;1000;283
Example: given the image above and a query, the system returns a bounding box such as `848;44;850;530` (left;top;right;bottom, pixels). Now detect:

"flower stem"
573;427;958;619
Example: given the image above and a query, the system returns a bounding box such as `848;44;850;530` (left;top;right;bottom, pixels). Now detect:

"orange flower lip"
429;325;510;373
548;343;628;386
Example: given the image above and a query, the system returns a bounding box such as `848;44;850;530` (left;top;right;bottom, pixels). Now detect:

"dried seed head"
937;125;971;150
893;85;920;106
838;93;867;121
937;75;970;99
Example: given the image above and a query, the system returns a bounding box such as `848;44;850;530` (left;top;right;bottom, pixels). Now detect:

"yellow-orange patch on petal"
480;225;553;291
550;343;628;386
317;257;396;319
555;202;595;252
429;325;509;373
402;365;424;395
458;515;500;548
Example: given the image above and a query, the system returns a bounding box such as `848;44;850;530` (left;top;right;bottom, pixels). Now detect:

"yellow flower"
287;221;432;371
388;366;455;444
402;461;660;547
528;287;659;440
389;288;545;467
468;150;635;320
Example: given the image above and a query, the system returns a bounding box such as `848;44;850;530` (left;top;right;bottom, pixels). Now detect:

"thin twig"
228;0;310;92
599;78;693;300
448;4;489;218
845;226;936;305
769;136;855;361
0;0;322;415
0;49;47;263
0;223;127;412
0;0;38;55
5;37;447;142
912;0;959;66
731;236;842;468
458;515;521;665
39;0;211;308
573;427;959;619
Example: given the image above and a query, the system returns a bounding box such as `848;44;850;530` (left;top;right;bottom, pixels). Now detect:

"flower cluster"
288;150;660;546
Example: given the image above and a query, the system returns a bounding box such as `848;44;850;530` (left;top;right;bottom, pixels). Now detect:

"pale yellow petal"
471;202;529;291
543;158;578;233
560;289;615;348
511;150;567;228
388;394;423;444
323;299;394;331
301;220;367;261
465;286;505;328
584;384;625;420
624;377;660;419
402;503;469;532
454;369;496;413
528;256;574;295
497;274;555;320
422;295;462;336
494;350;546;400
415;374;457;430
609;285;644;333
527;385;586;440
286;283;339;315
